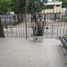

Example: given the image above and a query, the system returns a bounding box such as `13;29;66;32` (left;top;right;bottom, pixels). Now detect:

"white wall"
48;0;52;2
48;0;56;2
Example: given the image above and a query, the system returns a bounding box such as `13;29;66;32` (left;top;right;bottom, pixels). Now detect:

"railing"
0;13;67;38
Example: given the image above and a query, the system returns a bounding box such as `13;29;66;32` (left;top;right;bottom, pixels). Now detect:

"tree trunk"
0;19;5;38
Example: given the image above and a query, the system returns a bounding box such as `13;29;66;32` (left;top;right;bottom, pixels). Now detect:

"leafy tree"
10;0;26;14
0;0;11;14
28;0;44;22
59;0;67;7
29;0;44;36
0;0;11;37
10;0;44;14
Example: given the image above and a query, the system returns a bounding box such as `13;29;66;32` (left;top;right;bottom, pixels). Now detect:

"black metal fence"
0;13;67;38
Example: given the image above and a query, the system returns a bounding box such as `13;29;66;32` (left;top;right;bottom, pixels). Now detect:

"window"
47;5;53;9
56;5;60;7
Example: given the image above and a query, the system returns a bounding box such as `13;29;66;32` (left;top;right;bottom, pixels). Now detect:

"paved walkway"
0;38;67;67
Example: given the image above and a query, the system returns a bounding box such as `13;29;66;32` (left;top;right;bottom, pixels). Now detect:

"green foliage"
10;0;44;14
30;0;44;13
28;0;44;22
0;0;44;14
60;0;67;7
0;0;11;14
10;0;26;14
0;0;67;14
61;15;67;22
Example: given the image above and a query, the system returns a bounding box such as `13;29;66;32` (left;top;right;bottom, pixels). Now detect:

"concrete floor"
0;38;67;67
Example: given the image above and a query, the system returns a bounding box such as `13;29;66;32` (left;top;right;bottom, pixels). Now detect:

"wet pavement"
0;38;67;67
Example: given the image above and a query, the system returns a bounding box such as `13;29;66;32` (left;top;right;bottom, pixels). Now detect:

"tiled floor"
0;38;67;67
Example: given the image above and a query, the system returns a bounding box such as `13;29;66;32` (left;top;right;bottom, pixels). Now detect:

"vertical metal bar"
63;21;65;36
25;14;28;39
57;17;59;38
10;15;13;38
15;14;18;37
17;14;20;38
0;17;5;37
25;0;29;39
63;17;66;36
23;14;25;38
20;14;23;38
5;15;8;37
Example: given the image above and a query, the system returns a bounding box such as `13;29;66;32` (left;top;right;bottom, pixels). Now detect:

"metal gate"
42;13;67;38
1;13;67;38
2;14;33;38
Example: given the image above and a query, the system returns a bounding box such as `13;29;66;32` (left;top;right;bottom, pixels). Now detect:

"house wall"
53;5;61;13
48;0;52;2
48;0;57;2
